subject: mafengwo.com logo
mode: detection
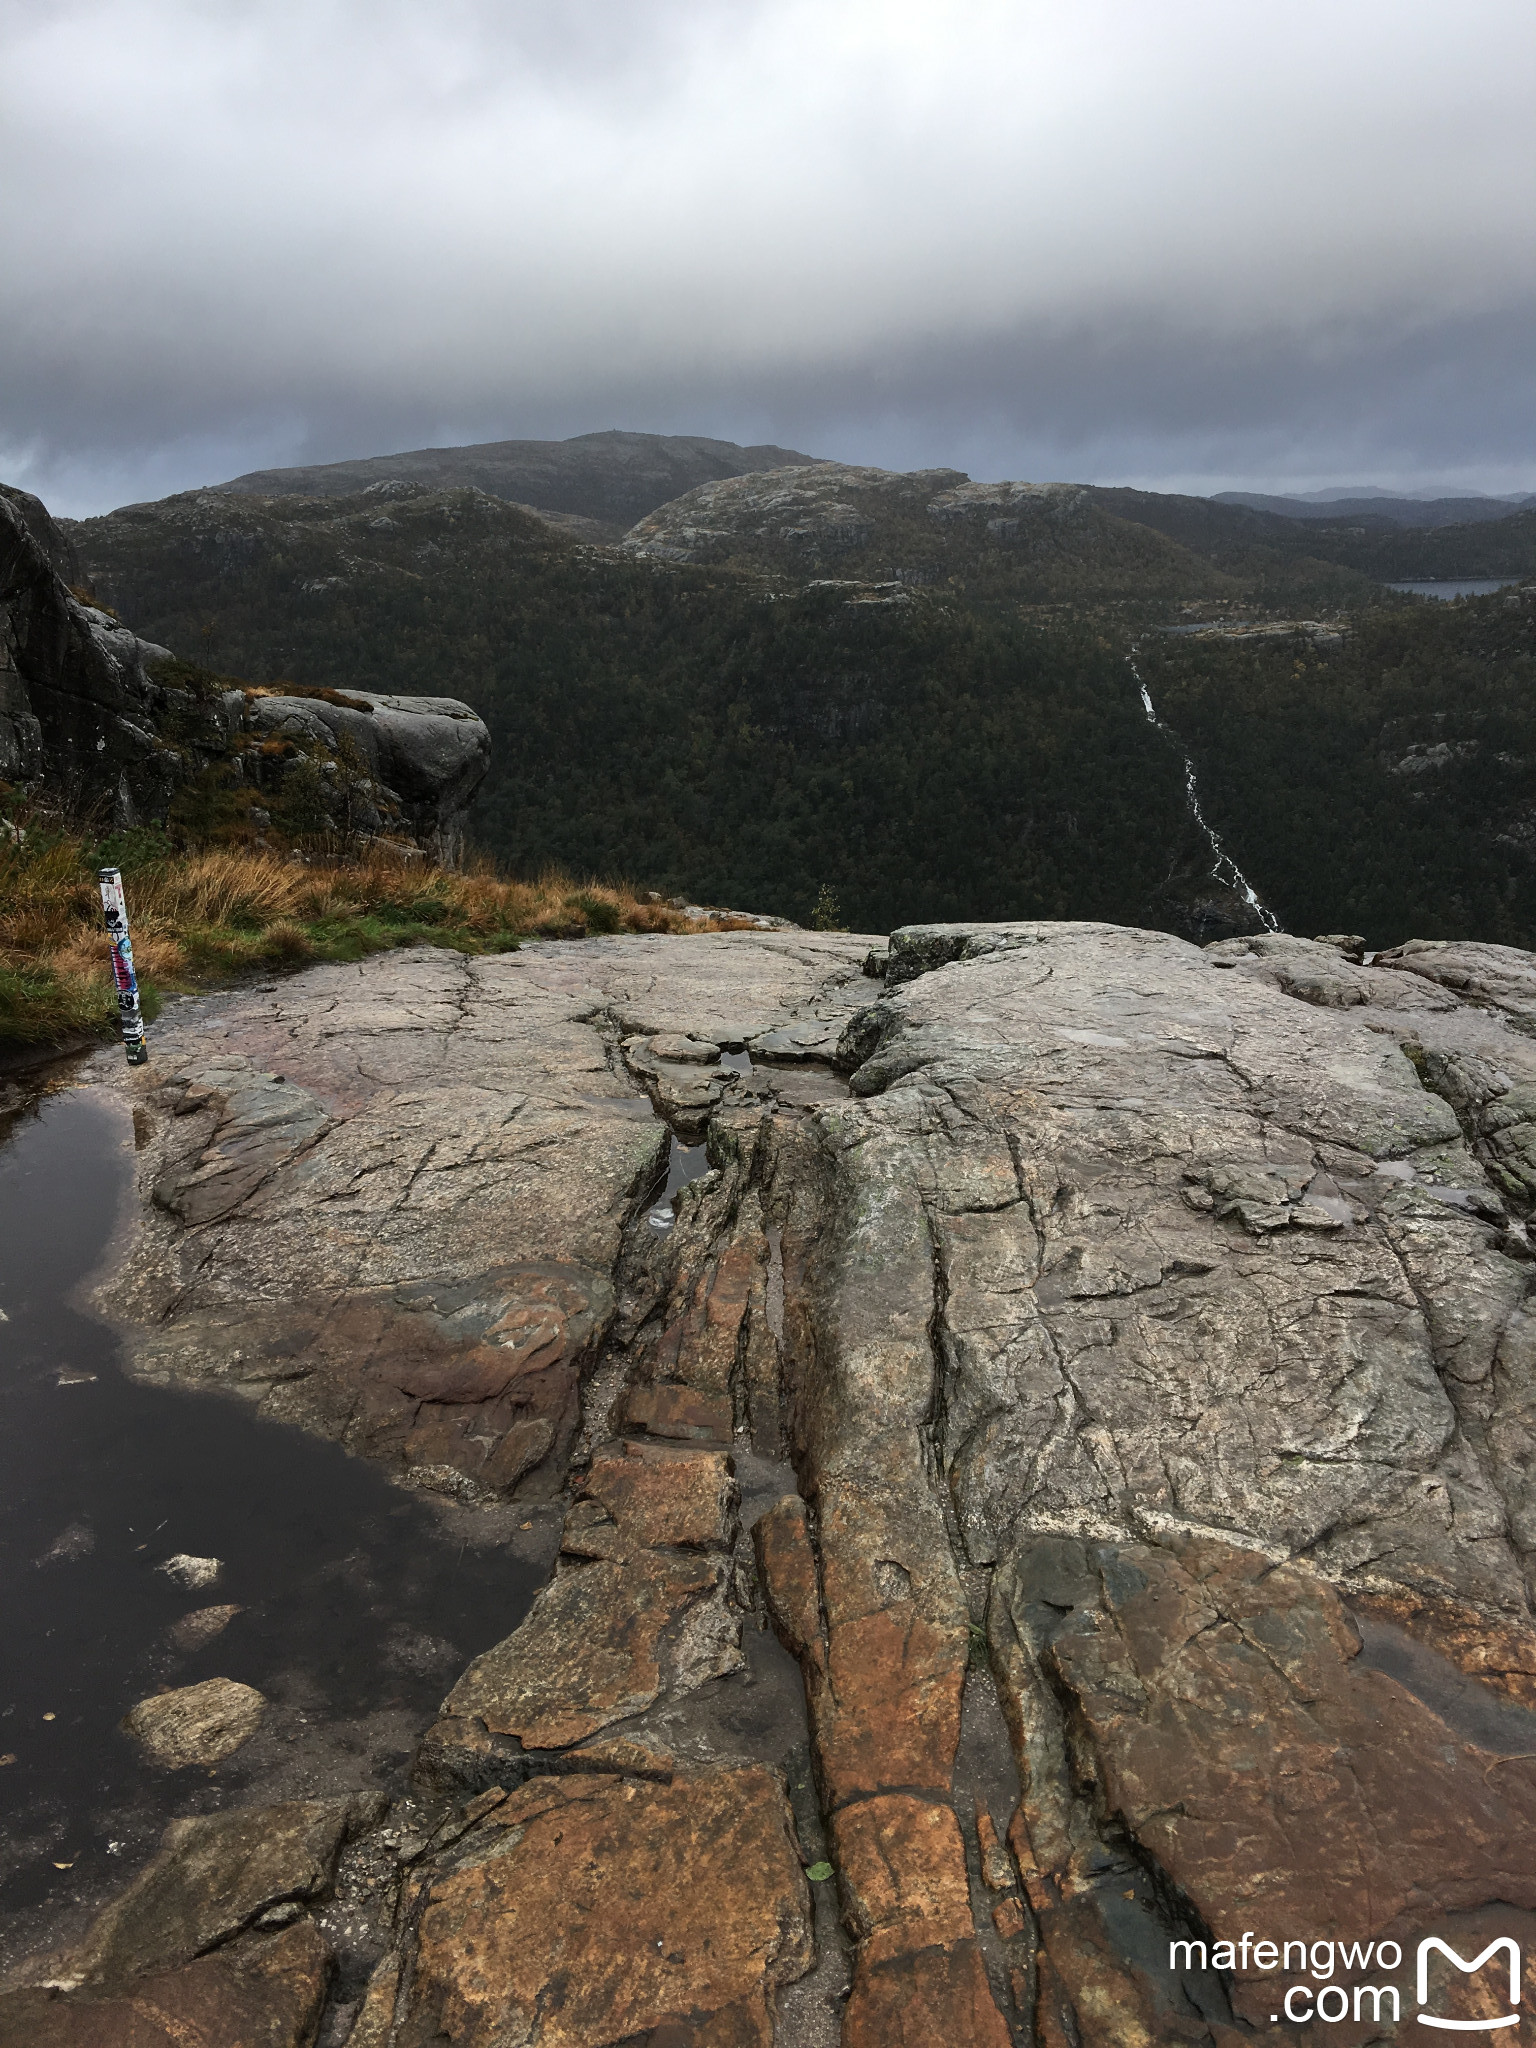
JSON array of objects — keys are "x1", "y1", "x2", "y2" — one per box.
[{"x1": 1169, "y1": 1933, "x2": 1522, "y2": 2028}]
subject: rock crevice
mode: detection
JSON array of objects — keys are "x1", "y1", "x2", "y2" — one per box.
[{"x1": 14, "y1": 919, "x2": 1536, "y2": 2045}]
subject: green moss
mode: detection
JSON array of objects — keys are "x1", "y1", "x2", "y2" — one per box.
[{"x1": 165, "y1": 760, "x2": 261, "y2": 845}]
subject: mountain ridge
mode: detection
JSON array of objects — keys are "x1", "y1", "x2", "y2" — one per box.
[
  {"x1": 1214, "y1": 488, "x2": 1536, "y2": 528},
  {"x1": 40, "y1": 450, "x2": 1536, "y2": 950},
  {"x1": 217, "y1": 428, "x2": 828, "y2": 536}
]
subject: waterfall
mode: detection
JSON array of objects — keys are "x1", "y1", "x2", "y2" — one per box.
[{"x1": 1130, "y1": 653, "x2": 1279, "y2": 932}]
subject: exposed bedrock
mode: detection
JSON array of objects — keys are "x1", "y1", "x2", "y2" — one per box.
[{"x1": 15, "y1": 920, "x2": 1536, "y2": 2044}]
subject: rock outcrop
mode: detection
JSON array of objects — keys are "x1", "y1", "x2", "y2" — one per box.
[
  {"x1": 0, "y1": 1796, "x2": 378, "y2": 2048},
  {"x1": 103, "y1": 934, "x2": 871, "y2": 1504},
  {"x1": 11, "y1": 919, "x2": 1536, "y2": 2044},
  {"x1": 620, "y1": 461, "x2": 1233, "y2": 601},
  {"x1": 1, "y1": 482, "x2": 488, "y2": 856},
  {"x1": 238, "y1": 684, "x2": 490, "y2": 862},
  {"x1": 217, "y1": 429, "x2": 827, "y2": 536},
  {"x1": 2, "y1": 483, "x2": 177, "y2": 813}
]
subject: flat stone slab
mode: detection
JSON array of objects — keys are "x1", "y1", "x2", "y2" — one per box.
[
  {"x1": 98, "y1": 933, "x2": 874, "y2": 1501},
  {"x1": 396, "y1": 1766, "x2": 813, "y2": 2048}
]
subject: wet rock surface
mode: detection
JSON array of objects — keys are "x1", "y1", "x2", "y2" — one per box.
[
  {"x1": 0, "y1": 1083, "x2": 552, "y2": 1989},
  {"x1": 64, "y1": 1795, "x2": 373, "y2": 1989},
  {"x1": 8, "y1": 920, "x2": 1536, "y2": 2043},
  {"x1": 0, "y1": 1918, "x2": 332, "y2": 2048},
  {"x1": 102, "y1": 934, "x2": 870, "y2": 1503},
  {"x1": 123, "y1": 1678, "x2": 267, "y2": 1769},
  {"x1": 398, "y1": 1767, "x2": 813, "y2": 2047}
]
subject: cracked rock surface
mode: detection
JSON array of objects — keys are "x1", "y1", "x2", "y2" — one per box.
[
  {"x1": 98, "y1": 933, "x2": 869, "y2": 1506},
  {"x1": 11, "y1": 920, "x2": 1536, "y2": 2044}
]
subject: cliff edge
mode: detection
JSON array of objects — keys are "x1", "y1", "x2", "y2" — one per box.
[{"x1": 1, "y1": 484, "x2": 489, "y2": 860}]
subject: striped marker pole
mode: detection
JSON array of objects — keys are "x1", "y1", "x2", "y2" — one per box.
[{"x1": 98, "y1": 867, "x2": 149, "y2": 1065}]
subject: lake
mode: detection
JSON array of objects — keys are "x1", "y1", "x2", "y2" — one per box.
[{"x1": 1386, "y1": 578, "x2": 1524, "y2": 600}]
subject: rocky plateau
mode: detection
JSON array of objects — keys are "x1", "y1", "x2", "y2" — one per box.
[
  {"x1": 6, "y1": 917, "x2": 1536, "y2": 2045},
  {"x1": 618, "y1": 463, "x2": 1233, "y2": 601}
]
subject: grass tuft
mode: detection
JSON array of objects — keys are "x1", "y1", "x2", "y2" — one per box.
[{"x1": 0, "y1": 811, "x2": 743, "y2": 1049}]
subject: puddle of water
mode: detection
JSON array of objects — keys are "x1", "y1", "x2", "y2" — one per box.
[
  {"x1": 644, "y1": 1135, "x2": 713, "y2": 1232},
  {"x1": 0, "y1": 1087, "x2": 544, "y2": 1945}
]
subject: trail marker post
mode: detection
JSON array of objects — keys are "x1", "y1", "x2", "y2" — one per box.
[{"x1": 98, "y1": 867, "x2": 149, "y2": 1065}]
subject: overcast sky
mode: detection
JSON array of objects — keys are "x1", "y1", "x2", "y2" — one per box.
[{"x1": 4, "y1": 0, "x2": 1534, "y2": 516}]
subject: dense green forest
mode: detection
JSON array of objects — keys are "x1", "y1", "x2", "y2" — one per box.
[
  {"x1": 1087, "y1": 489, "x2": 1536, "y2": 592},
  {"x1": 1328, "y1": 507, "x2": 1536, "y2": 581},
  {"x1": 66, "y1": 478, "x2": 1536, "y2": 946},
  {"x1": 1136, "y1": 592, "x2": 1536, "y2": 947},
  {"x1": 70, "y1": 487, "x2": 1226, "y2": 931}
]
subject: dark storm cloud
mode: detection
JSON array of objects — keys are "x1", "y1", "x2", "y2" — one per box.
[{"x1": 2, "y1": 0, "x2": 1533, "y2": 513}]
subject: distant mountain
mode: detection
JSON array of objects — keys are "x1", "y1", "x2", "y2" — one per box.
[
  {"x1": 1293, "y1": 485, "x2": 1404, "y2": 501},
  {"x1": 1080, "y1": 486, "x2": 1385, "y2": 608},
  {"x1": 1079, "y1": 486, "x2": 1536, "y2": 584},
  {"x1": 620, "y1": 463, "x2": 1244, "y2": 603},
  {"x1": 217, "y1": 429, "x2": 827, "y2": 536},
  {"x1": 1283, "y1": 486, "x2": 1530, "y2": 504},
  {"x1": 55, "y1": 461, "x2": 1536, "y2": 947},
  {"x1": 1212, "y1": 489, "x2": 1536, "y2": 529}
]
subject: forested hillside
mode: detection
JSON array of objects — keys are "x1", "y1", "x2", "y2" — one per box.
[
  {"x1": 621, "y1": 464, "x2": 1248, "y2": 605},
  {"x1": 1135, "y1": 591, "x2": 1536, "y2": 944},
  {"x1": 61, "y1": 468, "x2": 1536, "y2": 947},
  {"x1": 1085, "y1": 487, "x2": 1536, "y2": 599},
  {"x1": 66, "y1": 482, "x2": 1230, "y2": 932}
]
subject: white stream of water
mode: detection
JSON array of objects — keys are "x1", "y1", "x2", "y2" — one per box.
[{"x1": 1130, "y1": 653, "x2": 1278, "y2": 932}]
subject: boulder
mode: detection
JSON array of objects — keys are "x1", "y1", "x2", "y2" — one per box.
[
  {"x1": 165, "y1": 1604, "x2": 241, "y2": 1653},
  {"x1": 241, "y1": 686, "x2": 488, "y2": 862},
  {"x1": 0, "y1": 482, "x2": 487, "y2": 854},
  {"x1": 123, "y1": 1678, "x2": 265, "y2": 1768}
]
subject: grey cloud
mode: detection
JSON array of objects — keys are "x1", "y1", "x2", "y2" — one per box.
[{"x1": 2, "y1": 0, "x2": 1533, "y2": 512}]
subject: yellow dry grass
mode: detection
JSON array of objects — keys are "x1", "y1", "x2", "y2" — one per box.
[{"x1": 0, "y1": 827, "x2": 757, "y2": 1048}]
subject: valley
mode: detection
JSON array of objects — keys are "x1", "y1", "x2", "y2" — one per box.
[{"x1": 45, "y1": 434, "x2": 1536, "y2": 951}]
